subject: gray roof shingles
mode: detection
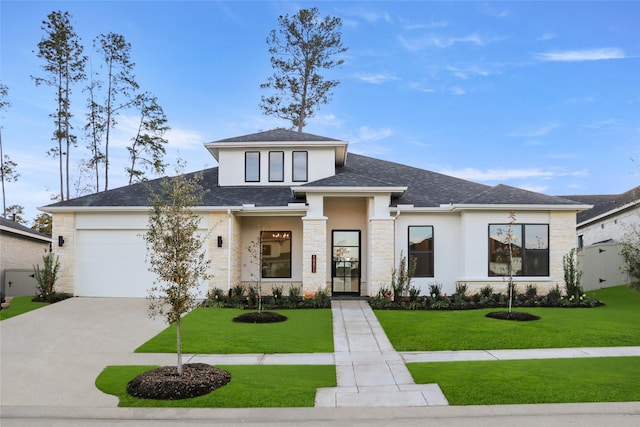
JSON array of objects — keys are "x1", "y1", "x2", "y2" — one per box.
[
  {"x1": 561, "y1": 186, "x2": 640, "y2": 223},
  {"x1": 44, "y1": 131, "x2": 585, "y2": 211}
]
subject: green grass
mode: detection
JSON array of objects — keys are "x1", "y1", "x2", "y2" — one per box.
[
  {"x1": 408, "y1": 357, "x2": 640, "y2": 405},
  {"x1": 0, "y1": 296, "x2": 49, "y2": 320},
  {"x1": 374, "y1": 286, "x2": 640, "y2": 351},
  {"x1": 96, "y1": 364, "x2": 336, "y2": 407},
  {"x1": 136, "y1": 308, "x2": 333, "y2": 354}
]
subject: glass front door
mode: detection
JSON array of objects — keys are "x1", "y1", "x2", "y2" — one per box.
[{"x1": 332, "y1": 230, "x2": 360, "y2": 295}]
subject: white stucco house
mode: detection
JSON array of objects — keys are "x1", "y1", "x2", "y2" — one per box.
[{"x1": 41, "y1": 129, "x2": 590, "y2": 298}]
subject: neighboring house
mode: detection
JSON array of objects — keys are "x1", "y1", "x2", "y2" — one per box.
[
  {"x1": 562, "y1": 186, "x2": 640, "y2": 290},
  {"x1": 0, "y1": 217, "x2": 52, "y2": 298},
  {"x1": 41, "y1": 129, "x2": 589, "y2": 298}
]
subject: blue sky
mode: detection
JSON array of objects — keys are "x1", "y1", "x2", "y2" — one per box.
[{"x1": 1, "y1": 1, "x2": 639, "y2": 222}]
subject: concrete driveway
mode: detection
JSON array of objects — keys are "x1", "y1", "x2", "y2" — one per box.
[
  {"x1": 1, "y1": 297, "x2": 639, "y2": 426},
  {"x1": 0, "y1": 297, "x2": 174, "y2": 407}
]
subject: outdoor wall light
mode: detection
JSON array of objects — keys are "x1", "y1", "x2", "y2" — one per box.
[
  {"x1": 58, "y1": 236, "x2": 65, "y2": 247},
  {"x1": 217, "y1": 236, "x2": 223, "y2": 248}
]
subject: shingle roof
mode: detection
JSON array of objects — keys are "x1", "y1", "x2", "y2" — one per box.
[
  {"x1": 0, "y1": 216, "x2": 52, "y2": 241},
  {"x1": 561, "y1": 186, "x2": 640, "y2": 223},
  {"x1": 43, "y1": 141, "x2": 585, "y2": 211},
  {"x1": 213, "y1": 128, "x2": 340, "y2": 143}
]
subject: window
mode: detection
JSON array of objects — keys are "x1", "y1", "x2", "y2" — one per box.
[
  {"x1": 245, "y1": 152, "x2": 260, "y2": 182},
  {"x1": 261, "y1": 231, "x2": 291, "y2": 278},
  {"x1": 292, "y1": 151, "x2": 308, "y2": 182},
  {"x1": 408, "y1": 226, "x2": 434, "y2": 277},
  {"x1": 269, "y1": 151, "x2": 284, "y2": 182},
  {"x1": 488, "y1": 224, "x2": 549, "y2": 276}
]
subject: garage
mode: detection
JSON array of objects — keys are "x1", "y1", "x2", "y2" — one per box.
[{"x1": 74, "y1": 230, "x2": 154, "y2": 297}]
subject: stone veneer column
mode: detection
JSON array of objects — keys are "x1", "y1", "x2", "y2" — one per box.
[
  {"x1": 51, "y1": 212, "x2": 75, "y2": 295},
  {"x1": 302, "y1": 218, "x2": 327, "y2": 294},
  {"x1": 368, "y1": 218, "x2": 395, "y2": 297},
  {"x1": 549, "y1": 211, "x2": 578, "y2": 287}
]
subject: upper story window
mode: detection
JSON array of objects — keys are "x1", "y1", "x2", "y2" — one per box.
[
  {"x1": 245, "y1": 151, "x2": 260, "y2": 182},
  {"x1": 408, "y1": 226, "x2": 434, "y2": 277},
  {"x1": 261, "y1": 231, "x2": 291, "y2": 278},
  {"x1": 292, "y1": 151, "x2": 308, "y2": 182},
  {"x1": 269, "y1": 151, "x2": 284, "y2": 182},
  {"x1": 488, "y1": 223, "x2": 549, "y2": 277}
]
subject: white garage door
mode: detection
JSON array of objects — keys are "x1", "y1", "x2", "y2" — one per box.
[
  {"x1": 75, "y1": 230, "x2": 211, "y2": 298},
  {"x1": 75, "y1": 230, "x2": 154, "y2": 297}
]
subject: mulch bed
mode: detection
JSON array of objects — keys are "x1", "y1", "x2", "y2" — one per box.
[
  {"x1": 126, "y1": 363, "x2": 231, "y2": 400},
  {"x1": 232, "y1": 311, "x2": 288, "y2": 323},
  {"x1": 486, "y1": 311, "x2": 541, "y2": 321}
]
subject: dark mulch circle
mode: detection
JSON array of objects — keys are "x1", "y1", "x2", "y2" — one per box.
[
  {"x1": 126, "y1": 363, "x2": 231, "y2": 400},
  {"x1": 233, "y1": 311, "x2": 288, "y2": 323},
  {"x1": 486, "y1": 311, "x2": 541, "y2": 321}
]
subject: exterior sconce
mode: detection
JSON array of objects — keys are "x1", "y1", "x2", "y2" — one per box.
[
  {"x1": 58, "y1": 236, "x2": 65, "y2": 247},
  {"x1": 217, "y1": 236, "x2": 223, "y2": 248}
]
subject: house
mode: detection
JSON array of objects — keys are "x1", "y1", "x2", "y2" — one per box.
[
  {"x1": 562, "y1": 186, "x2": 640, "y2": 290},
  {"x1": 41, "y1": 129, "x2": 590, "y2": 298},
  {"x1": 0, "y1": 217, "x2": 52, "y2": 298}
]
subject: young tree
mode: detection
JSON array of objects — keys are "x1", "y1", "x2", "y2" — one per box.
[
  {"x1": 260, "y1": 7, "x2": 347, "y2": 132},
  {"x1": 620, "y1": 221, "x2": 640, "y2": 290},
  {"x1": 33, "y1": 10, "x2": 87, "y2": 201},
  {"x1": 94, "y1": 32, "x2": 139, "y2": 191},
  {"x1": 126, "y1": 93, "x2": 169, "y2": 184},
  {"x1": 143, "y1": 172, "x2": 210, "y2": 375}
]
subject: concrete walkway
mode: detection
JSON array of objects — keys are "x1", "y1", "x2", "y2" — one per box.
[{"x1": 2, "y1": 297, "x2": 640, "y2": 425}]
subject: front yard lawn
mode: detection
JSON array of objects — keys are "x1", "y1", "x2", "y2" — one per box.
[
  {"x1": 96, "y1": 364, "x2": 336, "y2": 407},
  {"x1": 408, "y1": 356, "x2": 640, "y2": 405},
  {"x1": 135, "y1": 308, "x2": 333, "y2": 354},
  {"x1": 375, "y1": 286, "x2": 640, "y2": 351},
  {"x1": 0, "y1": 296, "x2": 49, "y2": 320}
]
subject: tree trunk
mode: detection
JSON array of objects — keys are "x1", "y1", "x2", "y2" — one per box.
[{"x1": 176, "y1": 317, "x2": 183, "y2": 375}]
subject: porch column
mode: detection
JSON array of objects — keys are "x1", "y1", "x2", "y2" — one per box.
[
  {"x1": 369, "y1": 218, "x2": 395, "y2": 297},
  {"x1": 52, "y1": 212, "x2": 75, "y2": 295},
  {"x1": 302, "y1": 194, "x2": 327, "y2": 294}
]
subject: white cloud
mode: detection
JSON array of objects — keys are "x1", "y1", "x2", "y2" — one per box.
[
  {"x1": 535, "y1": 48, "x2": 626, "y2": 62},
  {"x1": 537, "y1": 32, "x2": 556, "y2": 41},
  {"x1": 439, "y1": 167, "x2": 588, "y2": 182},
  {"x1": 353, "y1": 126, "x2": 392, "y2": 143},
  {"x1": 446, "y1": 65, "x2": 490, "y2": 79},
  {"x1": 582, "y1": 119, "x2": 616, "y2": 129},
  {"x1": 408, "y1": 82, "x2": 435, "y2": 93},
  {"x1": 450, "y1": 86, "x2": 466, "y2": 96},
  {"x1": 354, "y1": 72, "x2": 399, "y2": 84},
  {"x1": 508, "y1": 123, "x2": 561, "y2": 138},
  {"x1": 398, "y1": 33, "x2": 501, "y2": 51}
]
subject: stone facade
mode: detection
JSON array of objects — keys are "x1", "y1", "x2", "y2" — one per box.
[
  {"x1": 302, "y1": 218, "x2": 328, "y2": 294},
  {"x1": 368, "y1": 219, "x2": 395, "y2": 297},
  {"x1": 51, "y1": 212, "x2": 75, "y2": 294}
]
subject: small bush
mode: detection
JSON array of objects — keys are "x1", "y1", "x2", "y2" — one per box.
[
  {"x1": 428, "y1": 282, "x2": 442, "y2": 299},
  {"x1": 525, "y1": 284, "x2": 538, "y2": 298},
  {"x1": 480, "y1": 285, "x2": 494, "y2": 299},
  {"x1": 455, "y1": 282, "x2": 468, "y2": 298}
]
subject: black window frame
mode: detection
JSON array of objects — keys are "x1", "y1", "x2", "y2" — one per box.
[
  {"x1": 269, "y1": 151, "x2": 284, "y2": 182},
  {"x1": 245, "y1": 151, "x2": 260, "y2": 182},
  {"x1": 488, "y1": 223, "x2": 550, "y2": 277},
  {"x1": 408, "y1": 225, "x2": 434, "y2": 278},
  {"x1": 260, "y1": 230, "x2": 292, "y2": 278},
  {"x1": 292, "y1": 151, "x2": 308, "y2": 182}
]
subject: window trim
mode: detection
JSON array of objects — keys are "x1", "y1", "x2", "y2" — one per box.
[
  {"x1": 408, "y1": 225, "x2": 434, "y2": 278},
  {"x1": 292, "y1": 151, "x2": 308, "y2": 182},
  {"x1": 488, "y1": 223, "x2": 550, "y2": 277},
  {"x1": 245, "y1": 151, "x2": 260, "y2": 182},
  {"x1": 268, "y1": 151, "x2": 284, "y2": 182},
  {"x1": 260, "y1": 230, "x2": 292, "y2": 279}
]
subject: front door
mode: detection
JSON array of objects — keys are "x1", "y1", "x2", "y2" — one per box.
[{"x1": 331, "y1": 230, "x2": 361, "y2": 296}]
